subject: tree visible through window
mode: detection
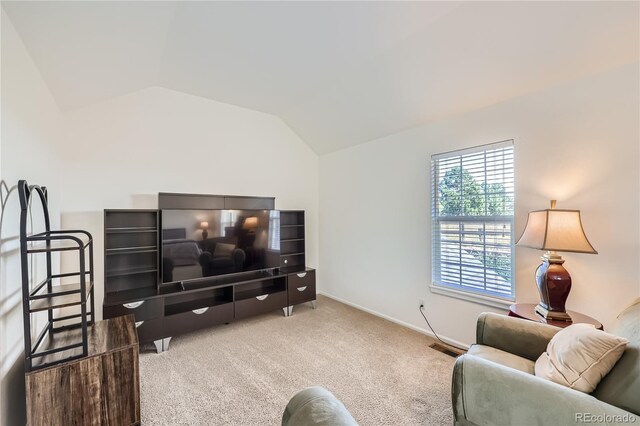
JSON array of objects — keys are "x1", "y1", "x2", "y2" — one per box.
[{"x1": 431, "y1": 141, "x2": 515, "y2": 299}]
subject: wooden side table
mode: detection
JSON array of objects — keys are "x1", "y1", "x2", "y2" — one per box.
[
  {"x1": 508, "y1": 303, "x2": 603, "y2": 330},
  {"x1": 25, "y1": 315, "x2": 140, "y2": 425}
]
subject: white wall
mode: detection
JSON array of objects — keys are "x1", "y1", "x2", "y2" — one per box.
[
  {"x1": 0, "y1": 16, "x2": 318, "y2": 422},
  {"x1": 0, "y1": 12, "x2": 64, "y2": 425},
  {"x1": 319, "y1": 63, "x2": 640, "y2": 346},
  {"x1": 59, "y1": 87, "x2": 319, "y2": 319}
]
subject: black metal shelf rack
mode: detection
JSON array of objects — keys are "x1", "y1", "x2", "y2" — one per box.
[{"x1": 18, "y1": 180, "x2": 95, "y2": 372}]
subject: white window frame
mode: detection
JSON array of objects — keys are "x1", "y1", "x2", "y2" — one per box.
[
  {"x1": 268, "y1": 210, "x2": 280, "y2": 251},
  {"x1": 430, "y1": 140, "x2": 515, "y2": 308}
]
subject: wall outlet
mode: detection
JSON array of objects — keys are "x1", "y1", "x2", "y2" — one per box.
[{"x1": 419, "y1": 299, "x2": 425, "y2": 308}]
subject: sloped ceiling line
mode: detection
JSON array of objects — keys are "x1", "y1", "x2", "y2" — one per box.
[{"x1": 3, "y1": 1, "x2": 639, "y2": 155}]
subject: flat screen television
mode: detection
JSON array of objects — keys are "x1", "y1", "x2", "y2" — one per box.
[{"x1": 161, "y1": 209, "x2": 280, "y2": 284}]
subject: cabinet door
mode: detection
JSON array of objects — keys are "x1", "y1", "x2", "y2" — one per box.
[
  {"x1": 26, "y1": 357, "x2": 102, "y2": 426},
  {"x1": 134, "y1": 318, "x2": 163, "y2": 343},
  {"x1": 101, "y1": 347, "x2": 140, "y2": 425}
]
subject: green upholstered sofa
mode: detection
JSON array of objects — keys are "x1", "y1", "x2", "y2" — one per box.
[{"x1": 452, "y1": 301, "x2": 640, "y2": 426}]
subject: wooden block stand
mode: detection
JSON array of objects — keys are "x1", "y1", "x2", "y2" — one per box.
[{"x1": 25, "y1": 315, "x2": 140, "y2": 426}]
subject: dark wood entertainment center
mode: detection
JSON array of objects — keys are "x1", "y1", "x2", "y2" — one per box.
[{"x1": 103, "y1": 193, "x2": 316, "y2": 352}]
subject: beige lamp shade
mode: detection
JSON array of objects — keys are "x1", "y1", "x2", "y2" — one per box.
[
  {"x1": 242, "y1": 216, "x2": 259, "y2": 229},
  {"x1": 199, "y1": 221, "x2": 209, "y2": 229},
  {"x1": 517, "y1": 208, "x2": 597, "y2": 254}
]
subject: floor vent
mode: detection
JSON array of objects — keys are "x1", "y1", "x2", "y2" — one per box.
[{"x1": 429, "y1": 343, "x2": 463, "y2": 358}]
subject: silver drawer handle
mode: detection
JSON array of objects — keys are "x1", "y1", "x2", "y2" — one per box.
[
  {"x1": 256, "y1": 294, "x2": 269, "y2": 301},
  {"x1": 296, "y1": 286, "x2": 307, "y2": 292},
  {"x1": 124, "y1": 301, "x2": 144, "y2": 309},
  {"x1": 135, "y1": 321, "x2": 144, "y2": 328},
  {"x1": 297, "y1": 272, "x2": 307, "y2": 278},
  {"x1": 192, "y1": 308, "x2": 209, "y2": 315}
]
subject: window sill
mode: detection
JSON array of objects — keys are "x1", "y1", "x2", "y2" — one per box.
[{"x1": 429, "y1": 284, "x2": 514, "y2": 310}]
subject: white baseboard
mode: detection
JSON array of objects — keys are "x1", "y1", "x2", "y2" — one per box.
[{"x1": 318, "y1": 291, "x2": 469, "y2": 350}]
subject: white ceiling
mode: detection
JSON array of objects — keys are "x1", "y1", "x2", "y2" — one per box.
[{"x1": 3, "y1": 1, "x2": 639, "y2": 154}]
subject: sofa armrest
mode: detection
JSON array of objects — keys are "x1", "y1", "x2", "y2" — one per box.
[
  {"x1": 232, "y1": 248, "x2": 246, "y2": 270},
  {"x1": 477, "y1": 312, "x2": 560, "y2": 361},
  {"x1": 451, "y1": 355, "x2": 640, "y2": 425},
  {"x1": 282, "y1": 387, "x2": 358, "y2": 426},
  {"x1": 198, "y1": 251, "x2": 213, "y2": 266},
  {"x1": 453, "y1": 355, "x2": 639, "y2": 426}
]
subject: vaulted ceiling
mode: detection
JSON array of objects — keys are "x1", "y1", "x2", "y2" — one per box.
[{"x1": 3, "y1": 1, "x2": 638, "y2": 154}]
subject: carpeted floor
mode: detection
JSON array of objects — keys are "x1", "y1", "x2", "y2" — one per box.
[{"x1": 139, "y1": 295, "x2": 456, "y2": 425}]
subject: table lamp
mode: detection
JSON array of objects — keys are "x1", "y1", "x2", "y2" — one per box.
[
  {"x1": 516, "y1": 200, "x2": 597, "y2": 321},
  {"x1": 242, "y1": 216, "x2": 259, "y2": 231},
  {"x1": 199, "y1": 221, "x2": 209, "y2": 240}
]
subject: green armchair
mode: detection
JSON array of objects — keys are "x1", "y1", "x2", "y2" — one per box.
[{"x1": 452, "y1": 304, "x2": 640, "y2": 426}]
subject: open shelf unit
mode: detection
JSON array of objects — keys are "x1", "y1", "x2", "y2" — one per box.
[
  {"x1": 18, "y1": 181, "x2": 95, "y2": 372},
  {"x1": 104, "y1": 210, "x2": 159, "y2": 303},
  {"x1": 279, "y1": 210, "x2": 306, "y2": 271}
]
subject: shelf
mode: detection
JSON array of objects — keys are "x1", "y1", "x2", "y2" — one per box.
[
  {"x1": 31, "y1": 327, "x2": 85, "y2": 370},
  {"x1": 280, "y1": 238, "x2": 304, "y2": 242},
  {"x1": 281, "y1": 252, "x2": 305, "y2": 257},
  {"x1": 104, "y1": 287, "x2": 159, "y2": 305},
  {"x1": 280, "y1": 224, "x2": 304, "y2": 228},
  {"x1": 105, "y1": 227, "x2": 157, "y2": 234},
  {"x1": 280, "y1": 211, "x2": 305, "y2": 228},
  {"x1": 26, "y1": 237, "x2": 91, "y2": 254},
  {"x1": 165, "y1": 297, "x2": 232, "y2": 317},
  {"x1": 30, "y1": 282, "x2": 94, "y2": 313},
  {"x1": 160, "y1": 270, "x2": 287, "y2": 296},
  {"x1": 106, "y1": 266, "x2": 157, "y2": 278},
  {"x1": 105, "y1": 246, "x2": 157, "y2": 255}
]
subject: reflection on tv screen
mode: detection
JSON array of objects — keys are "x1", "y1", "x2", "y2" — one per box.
[{"x1": 161, "y1": 209, "x2": 280, "y2": 283}]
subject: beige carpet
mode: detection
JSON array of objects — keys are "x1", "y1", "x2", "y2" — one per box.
[{"x1": 139, "y1": 295, "x2": 456, "y2": 425}]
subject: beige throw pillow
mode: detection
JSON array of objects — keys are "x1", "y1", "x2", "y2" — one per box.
[
  {"x1": 213, "y1": 242, "x2": 236, "y2": 258},
  {"x1": 535, "y1": 323, "x2": 629, "y2": 393}
]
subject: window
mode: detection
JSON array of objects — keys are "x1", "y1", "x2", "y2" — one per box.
[
  {"x1": 268, "y1": 210, "x2": 280, "y2": 250},
  {"x1": 221, "y1": 210, "x2": 238, "y2": 236},
  {"x1": 431, "y1": 140, "x2": 515, "y2": 302}
]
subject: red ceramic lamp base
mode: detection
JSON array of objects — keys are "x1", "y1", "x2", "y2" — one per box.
[{"x1": 534, "y1": 253, "x2": 573, "y2": 322}]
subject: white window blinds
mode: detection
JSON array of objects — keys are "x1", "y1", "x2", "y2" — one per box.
[
  {"x1": 431, "y1": 140, "x2": 515, "y2": 299},
  {"x1": 268, "y1": 210, "x2": 280, "y2": 250}
]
